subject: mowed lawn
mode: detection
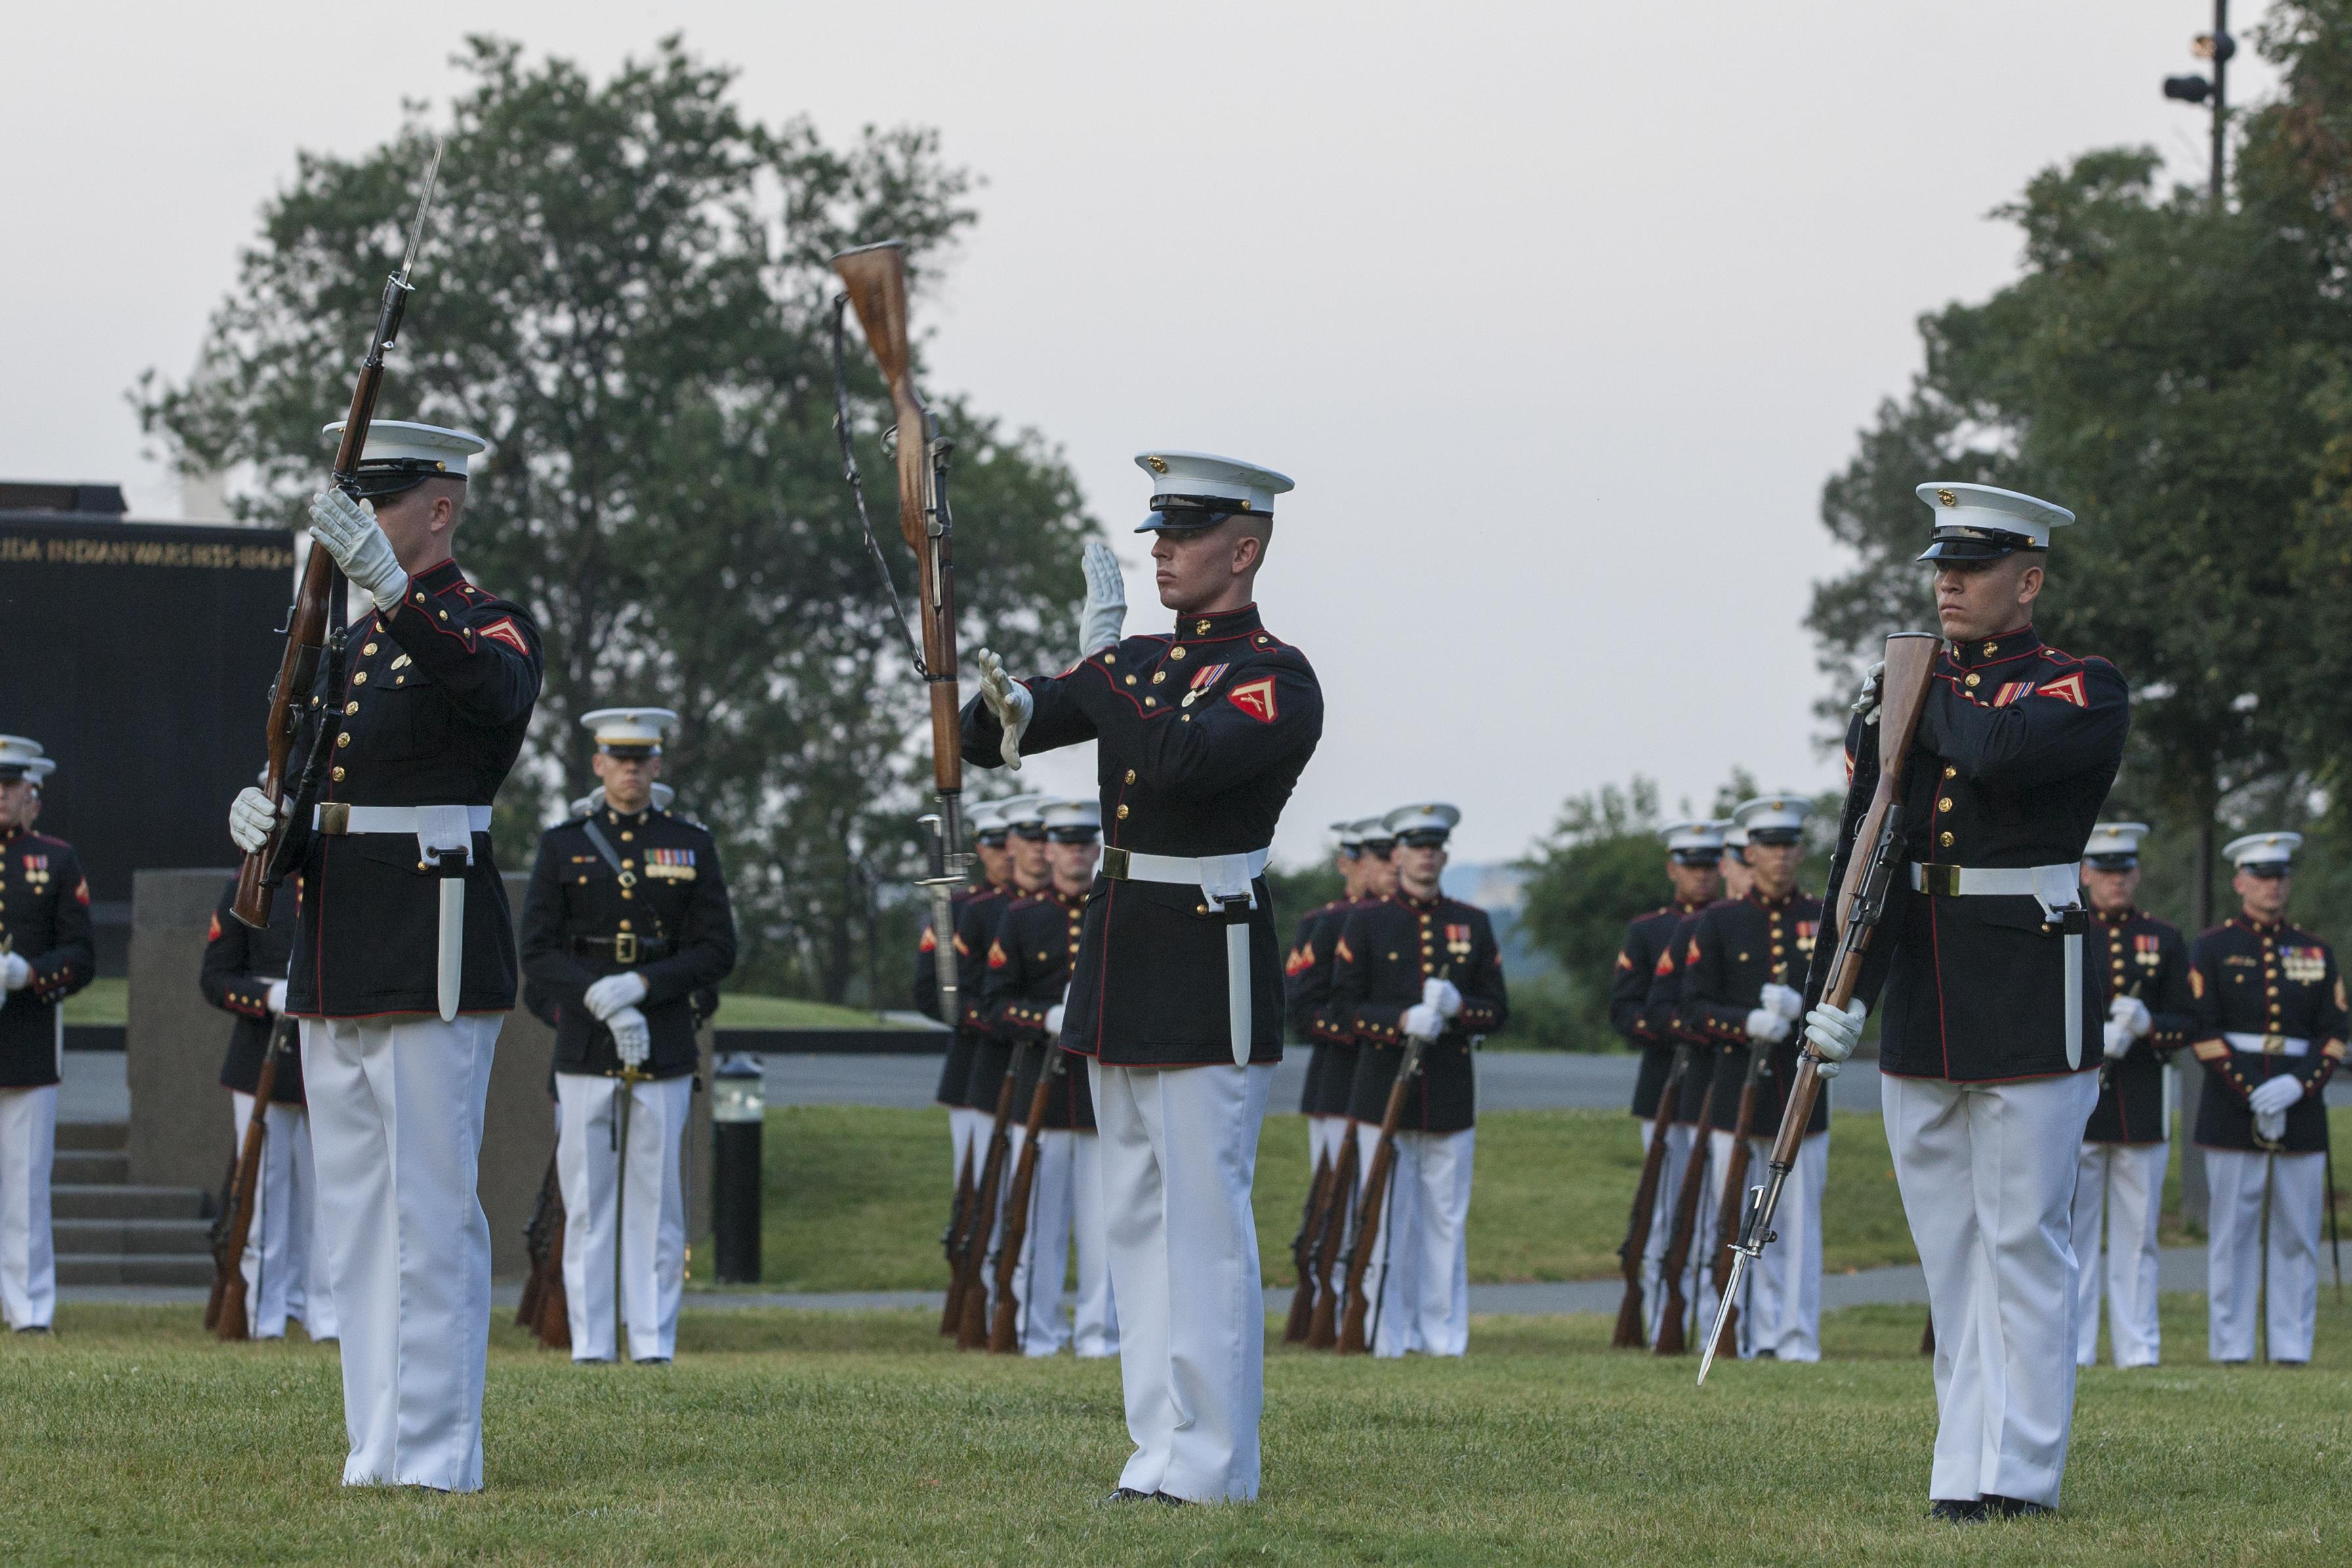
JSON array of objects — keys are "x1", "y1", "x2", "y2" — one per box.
[{"x1": 5, "y1": 1297, "x2": 2347, "y2": 1564}]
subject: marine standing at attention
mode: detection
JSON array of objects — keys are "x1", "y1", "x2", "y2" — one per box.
[{"x1": 963, "y1": 451, "x2": 1323, "y2": 1504}]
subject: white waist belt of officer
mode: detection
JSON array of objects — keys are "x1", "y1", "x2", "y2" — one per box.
[
  {"x1": 314, "y1": 803, "x2": 491, "y2": 1022},
  {"x1": 1102, "y1": 844, "x2": 1272, "y2": 1066},
  {"x1": 1909, "y1": 861, "x2": 2088, "y2": 1070},
  {"x1": 2222, "y1": 1032, "x2": 2312, "y2": 1057}
]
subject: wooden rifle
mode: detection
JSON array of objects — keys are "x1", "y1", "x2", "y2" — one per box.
[
  {"x1": 1702, "y1": 1042, "x2": 1769, "y2": 1361},
  {"x1": 1283, "y1": 1146, "x2": 1336, "y2": 1343},
  {"x1": 1612, "y1": 1043, "x2": 1693, "y2": 1349},
  {"x1": 938, "y1": 1140, "x2": 976, "y2": 1334},
  {"x1": 207, "y1": 1015, "x2": 293, "y2": 1339},
  {"x1": 1651, "y1": 1073, "x2": 1719, "y2": 1355},
  {"x1": 1304, "y1": 1122, "x2": 1359, "y2": 1349},
  {"x1": 831, "y1": 243, "x2": 968, "y2": 1019},
  {"x1": 989, "y1": 1047, "x2": 1067, "y2": 1353},
  {"x1": 949, "y1": 1041, "x2": 1027, "y2": 1346},
  {"x1": 233, "y1": 141, "x2": 443, "y2": 928},
  {"x1": 1336, "y1": 1035, "x2": 1430, "y2": 1355},
  {"x1": 516, "y1": 1149, "x2": 571, "y2": 1348},
  {"x1": 1698, "y1": 631, "x2": 1941, "y2": 1385}
]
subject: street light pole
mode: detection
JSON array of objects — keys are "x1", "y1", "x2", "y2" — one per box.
[{"x1": 2165, "y1": 1, "x2": 2235, "y2": 207}]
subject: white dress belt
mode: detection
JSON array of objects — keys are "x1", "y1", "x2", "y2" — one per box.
[
  {"x1": 1101, "y1": 844, "x2": 1272, "y2": 1067},
  {"x1": 312, "y1": 804, "x2": 493, "y2": 835},
  {"x1": 1908, "y1": 860, "x2": 2088, "y2": 1071},
  {"x1": 2223, "y1": 1032, "x2": 2312, "y2": 1057}
]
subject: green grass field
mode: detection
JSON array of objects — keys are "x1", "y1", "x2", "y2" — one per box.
[{"x1": 5, "y1": 1296, "x2": 2345, "y2": 1564}]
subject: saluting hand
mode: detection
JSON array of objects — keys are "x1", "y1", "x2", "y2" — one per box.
[
  {"x1": 975, "y1": 648, "x2": 1033, "y2": 771},
  {"x1": 1079, "y1": 541, "x2": 1128, "y2": 659},
  {"x1": 307, "y1": 489, "x2": 407, "y2": 611}
]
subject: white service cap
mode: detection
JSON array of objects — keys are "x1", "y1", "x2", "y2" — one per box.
[
  {"x1": 1734, "y1": 794, "x2": 1813, "y2": 844},
  {"x1": 1134, "y1": 451, "x2": 1294, "y2": 532},
  {"x1": 1660, "y1": 819, "x2": 1725, "y2": 862},
  {"x1": 0, "y1": 736, "x2": 46, "y2": 781},
  {"x1": 321, "y1": 419, "x2": 492, "y2": 497},
  {"x1": 580, "y1": 707, "x2": 679, "y2": 755},
  {"x1": 1042, "y1": 798, "x2": 1103, "y2": 839},
  {"x1": 966, "y1": 800, "x2": 1009, "y2": 840},
  {"x1": 2223, "y1": 831, "x2": 2301, "y2": 871},
  {"x1": 997, "y1": 794, "x2": 1050, "y2": 832},
  {"x1": 2082, "y1": 822, "x2": 2151, "y2": 866},
  {"x1": 1384, "y1": 802, "x2": 1461, "y2": 842},
  {"x1": 1915, "y1": 482, "x2": 2074, "y2": 561},
  {"x1": 1332, "y1": 819, "x2": 1367, "y2": 852}
]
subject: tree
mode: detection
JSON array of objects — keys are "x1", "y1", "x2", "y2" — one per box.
[
  {"x1": 140, "y1": 35, "x2": 1100, "y2": 1001},
  {"x1": 1514, "y1": 778, "x2": 1670, "y2": 1050}
]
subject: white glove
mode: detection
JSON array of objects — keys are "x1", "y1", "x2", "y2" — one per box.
[
  {"x1": 608, "y1": 1006, "x2": 651, "y2": 1067},
  {"x1": 1078, "y1": 541, "x2": 1128, "y2": 659},
  {"x1": 307, "y1": 489, "x2": 407, "y2": 611},
  {"x1": 265, "y1": 980, "x2": 289, "y2": 1015},
  {"x1": 1044, "y1": 1003, "x2": 1067, "y2": 1037},
  {"x1": 1401, "y1": 1003, "x2": 1443, "y2": 1041},
  {"x1": 1760, "y1": 982, "x2": 1805, "y2": 1022},
  {"x1": 2256, "y1": 1109, "x2": 2288, "y2": 1144},
  {"x1": 2102, "y1": 1020, "x2": 2132, "y2": 1060},
  {"x1": 2248, "y1": 1075, "x2": 2303, "y2": 1117},
  {"x1": 974, "y1": 648, "x2": 1034, "y2": 771},
  {"x1": 1, "y1": 953, "x2": 28, "y2": 992},
  {"x1": 229, "y1": 787, "x2": 282, "y2": 854},
  {"x1": 1803, "y1": 999, "x2": 1867, "y2": 1078},
  {"x1": 583, "y1": 971, "x2": 650, "y2": 1021},
  {"x1": 2109, "y1": 995, "x2": 2151, "y2": 1039},
  {"x1": 1424, "y1": 977, "x2": 1464, "y2": 1019},
  {"x1": 1852, "y1": 660, "x2": 1886, "y2": 726},
  {"x1": 1745, "y1": 1007, "x2": 1792, "y2": 1044}
]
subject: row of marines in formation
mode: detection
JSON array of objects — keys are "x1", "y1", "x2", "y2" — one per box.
[
  {"x1": 1610, "y1": 811, "x2": 2340, "y2": 1374},
  {"x1": 913, "y1": 792, "x2": 1510, "y2": 1358}
]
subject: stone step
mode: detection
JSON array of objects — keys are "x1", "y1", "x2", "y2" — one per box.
[
  {"x1": 57, "y1": 1254, "x2": 216, "y2": 1287},
  {"x1": 55, "y1": 1119, "x2": 127, "y2": 1153},
  {"x1": 51, "y1": 1184, "x2": 212, "y2": 1222},
  {"x1": 54, "y1": 1149, "x2": 128, "y2": 1185},
  {"x1": 54, "y1": 1218, "x2": 214, "y2": 1257}
]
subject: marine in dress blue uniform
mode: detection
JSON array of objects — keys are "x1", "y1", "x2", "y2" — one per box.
[
  {"x1": 0, "y1": 741, "x2": 93, "y2": 1332},
  {"x1": 522, "y1": 707, "x2": 737, "y2": 1363},
  {"x1": 1287, "y1": 819, "x2": 1392, "y2": 1171},
  {"x1": 1802, "y1": 484, "x2": 2127, "y2": 1520},
  {"x1": 2188, "y1": 832, "x2": 2345, "y2": 1365},
  {"x1": 228, "y1": 421, "x2": 541, "y2": 1492},
  {"x1": 961, "y1": 452, "x2": 1323, "y2": 1503},
  {"x1": 2067, "y1": 823, "x2": 2193, "y2": 1368},
  {"x1": 201, "y1": 873, "x2": 334, "y2": 1341},
  {"x1": 1329, "y1": 803, "x2": 1508, "y2": 1357},
  {"x1": 917, "y1": 800, "x2": 1014, "y2": 1201}
]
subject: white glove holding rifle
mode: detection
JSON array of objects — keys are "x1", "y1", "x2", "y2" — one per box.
[
  {"x1": 2109, "y1": 995, "x2": 2151, "y2": 1039},
  {"x1": 1401, "y1": 1003, "x2": 1443, "y2": 1041},
  {"x1": 1759, "y1": 982, "x2": 1805, "y2": 1022},
  {"x1": 1802, "y1": 998, "x2": 1866, "y2": 1079},
  {"x1": 974, "y1": 648, "x2": 1033, "y2": 771},
  {"x1": 1745, "y1": 1007, "x2": 1792, "y2": 1044},
  {"x1": 2101, "y1": 1020, "x2": 2132, "y2": 1060},
  {"x1": 608, "y1": 1006, "x2": 651, "y2": 1069},
  {"x1": 1, "y1": 953, "x2": 28, "y2": 993},
  {"x1": 265, "y1": 980, "x2": 289, "y2": 1015},
  {"x1": 1078, "y1": 541, "x2": 1127, "y2": 659},
  {"x1": 583, "y1": 971, "x2": 649, "y2": 1020},
  {"x1": 1851, "y1": 660, "x2": 1886, "y2": 727},
  {"x1": 1424, "y1": 977, "x2": 1463, "y2": 1020},
  {"x1": 307, "y1": 489, "x2": 409, "y2": 613},
  {"x1": 228, "y1": 787, "x2": 282, "y2": 854}
]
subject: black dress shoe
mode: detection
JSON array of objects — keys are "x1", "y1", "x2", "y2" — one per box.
[
  {"x1": 1151, "y1": 1491, "x2": 1189, "y2": 1506},
  {"x1": 1985, "y1": 1495, "x2": 2051, "y2": 1519},
  {"x1": 12, "y1": 1325, "x2": 52, "y2": 1336},
  {"x1": 1106, "y1": 1487, "x2": 1158, "y2": 1504},
  {"x1": 1928, "y1": 1499, "x2": 1987, "y2": 1523}
]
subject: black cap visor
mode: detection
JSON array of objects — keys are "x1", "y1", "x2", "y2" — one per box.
[
  {"x1": 1045, "y1": 828, "x2": 1101, "y2": 844},
  {"x1": 2239, "y1": 861, "x2": 2292, "y2": 879},
  {"x1": 975, "y1": 830, "x2": 1011, "y2": 847},
  {"x1": 1397, "y1": 829, "x2": 1451, "y2": 850},
  {"x1": 1916, "y1": 526, "x2": 2042, "y2": 564},
  {"x1": 1134, "y1": 493, "x2": 1269, "y2": 535},
  {"x1": 347, "y1": 459, "x2": 467, "y2": 504},
  {"x1": 1360, "y1": 836, "x2": 1398, "y2": 856},
  {"x1": 1746, "y1": 828, "x2": 1803, "y2": 847},
  {"x1": 1668, "y1": 848, "x2": 1718, "y2": 866},
  {"x1": 2084, "y1": 854, "x2": 2139, "y2": 871}
]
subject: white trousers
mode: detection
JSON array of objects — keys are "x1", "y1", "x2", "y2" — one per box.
[
  {"x1": 302, "y1": 1012, "x2": 501, "y2": 1492},
  {"x1": 0, "y1": 1084, "x2": 56, "y2": 1331},
  {"x1": 1638, "y1": 1120, "x2": 1699, "y2": 1341},
  {"x1": 228, "y1": 1092, "x2": 336, "y2": 1340},
  {"x1": 1885, "y1": 1070, "x2": 2098, "y2": 1509},
  {"x1": 1071, "y1": 1129, "x2": 1119, "y2": 1357},
  {"x1": 1717, "y1": 1128, "x2": 1826, "y2": 1361},
  {"x1": 556, "y1": 1073, "x2": 691, "y2": 1363},
  {"x1": 2071, "y1": 1142, "x2": 2166, "y2": 1368},
  {"x1": 948, "y1": 1105, "x2": 985, "y2": 1186},
  {"x1": 1005, "y1": 1124, "x2": 1074, "y2": 1355},
  {"x1": 1088, "y1": 1058, "x2": 1273, "y2": 1503},
  {"x1": 1306, "y1": 1113, "x2": 1349, "y2": 1171},
  {"x1": 1355, "y1": 1124, "x2": 1475, "y2": 1358},
  {"x1": 2205, "y1": 1147, "x2": 2326, "y2": 1364}
]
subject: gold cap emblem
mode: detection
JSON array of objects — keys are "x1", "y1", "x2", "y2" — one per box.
[
  {"x1": 1145, "y1": 455, "x2": 1168, "y2": 474},
  {"x1": 1936, "y1": 488, "x2": 1957, "y2": 506}
]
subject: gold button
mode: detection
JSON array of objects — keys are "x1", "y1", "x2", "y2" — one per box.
[
  {"x1": 1124, "y1": 674, "x2": 1137, "y2": 686},
  {"x1": 1939, "y1": 831, "x2": 1954, "y2": 848},
  {"x1": 1943, "y1": 766, "x2": 1956, "y2": 779},
  {"x1": 1771, "y1": 944, "x2": 1785, "y2": 956},
  {"x1": 331, "y1": 767, "x2": 345, "y2": 782},
  {"x1": 619, "y1": 920, "x2": 632, "y2": 931},
  {"x1": 1151, "y1": 671, "x2": 1166, "y2": 684},
  {"x1": 417, "y1": 860, "x2": 432, "y2": 872},
  {"x1": 1196, "y1": 620, "x2": 1212, "y2": 634},
  {"x1": 1388, "y1": 951, "x2": 1399, "y2": 960},
  {"x1": 344, "y1": 701, "x2": 360, "y2": 715},
  {"x1": 395, "y1": 676, "x2": 405, "y2": 686},
  {"x1": 1938, "y1": 797, "x2": 1953, "y2": 812},
  {"x1": 1116, "y1": 805, "x2": 1129, "y2": 820},
  {"x1": 336, "y1": 732, "x2": 350, "y2": 748},
  {"x1": 1964, "y1": 673, "x2": 1981, "y2": 688},
  {"x1": 1197, "y1": 905, "x2": 1209, "y2": 915},
  {"x1": 622, "y1": 859, "x2": 635, "y2": 870},
  {"x1": 414, "y1": 591, "x2": 426, "y2": 604},
  {"x1": 578, "y1": 876, "x2": 588, "y2": 884},
  {"x1": 1104, "y1": 653, "x2": 1117, "y2": 666},
  {"x1": 354, "y1": 672, "x2": 367, "y2": 685},
  {"x1": 1145, "y1": 697, "x2": 1157, "y2": 707},
  {"x1": 1124, "y1": 770, "x2": 1137, "y2": 785},
  {"x1": 621, "y1": 890, "x2": 633, "y2": 900},
  {"x1": 1169, "y1": 646, "x2": 1186, "y2": 660},
  {"x1": 438, "y1": 610, "x2": 449, "y2": 621},
  {"x1": 362, "y1": 642, "x2": 379, "y2": 655},
  {"x1": 621, "y1": 832, "x2": 634, "y2": 842}
]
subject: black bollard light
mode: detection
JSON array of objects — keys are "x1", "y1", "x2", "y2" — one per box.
[{"x1": 712, "y1": 1053, "x2": 764, "y2": 1284}]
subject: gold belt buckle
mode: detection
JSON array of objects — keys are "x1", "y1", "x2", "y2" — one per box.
[
  {"x1": 1920, "y1": 863, "x2": 1960, "y2": 897},
  {"x1": 2263, "y1": 1034, "x2": 2285, "y2": 1056},
  {"x1": 318, "y1": 802, "x2": 350, "y2": 836},
  {"x1": 1102, "y1": 846, "x2": 1130, "y2": 880},
  {"x1": 613, "y1": 932, "x2": 639, "y2": 964}
]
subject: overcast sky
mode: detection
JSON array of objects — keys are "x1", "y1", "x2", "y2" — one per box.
[{"x1": 1, "y1": 2, "x2": 2275, "y2": 864}]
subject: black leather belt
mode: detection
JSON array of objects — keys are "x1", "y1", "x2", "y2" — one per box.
[{"x1": 571, "y1": 933, "x2": 672, "y2": 964}]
